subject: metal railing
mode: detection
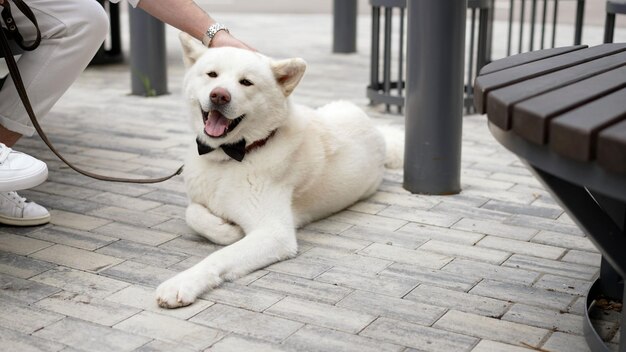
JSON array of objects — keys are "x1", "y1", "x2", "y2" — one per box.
[{"x1": 367, "y1": 0, "x2": 586, "y2": 114}]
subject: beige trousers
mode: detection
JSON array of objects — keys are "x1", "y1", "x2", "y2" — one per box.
[{"x1": 0, "y1": 0, "x2": 109, "y2": 136}]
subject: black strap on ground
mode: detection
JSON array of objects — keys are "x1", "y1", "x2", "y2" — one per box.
[{"x1": 0, "y1": 1, "x2": 183, "y2": 184}]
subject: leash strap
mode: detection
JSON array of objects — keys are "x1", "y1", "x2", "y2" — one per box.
[{"x1": 0, "y1": 1, "x2": 183, "y2": 184}]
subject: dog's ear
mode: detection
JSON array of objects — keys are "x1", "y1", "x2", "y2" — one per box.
[
  {"x1": 179, "y1": 32, "x2": 207, "y2": 68},
  {"x1": 271, "y1": 58, "x2": 307, "y2": 96}
]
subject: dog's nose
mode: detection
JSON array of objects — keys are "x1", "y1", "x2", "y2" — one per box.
[{"x1": 210, "y1": 87, "x2": 231, "y2": 106}]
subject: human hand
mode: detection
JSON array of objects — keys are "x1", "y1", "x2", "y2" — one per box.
[{"x1": 210, "y1": 30, "x2": 256, "y2": 51}]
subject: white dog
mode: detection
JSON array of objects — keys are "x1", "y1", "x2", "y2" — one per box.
[{"x1": 156, "y1": 33, "x2": 402, "y2": 308}]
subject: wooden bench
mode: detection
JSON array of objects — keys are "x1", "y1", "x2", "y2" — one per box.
[{"x1": 474, "y1": 43, "x2": 626, "y2": 352}]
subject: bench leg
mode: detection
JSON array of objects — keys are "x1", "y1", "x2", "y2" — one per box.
[
  {"x1": 529, "y1": 166, "x2": 626, "y2": 278},
  {"x1": 604, "y1": 13, "x2": 616, "y2": 44}
]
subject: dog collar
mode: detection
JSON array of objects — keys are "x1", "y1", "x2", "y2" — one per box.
[{"x1": 196, "y1": 130, "x2": 277, "y2": 162}]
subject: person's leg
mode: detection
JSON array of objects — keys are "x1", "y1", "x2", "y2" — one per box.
[{"x1": 0, "y1": 0, "x2": 109, "y2": 226}]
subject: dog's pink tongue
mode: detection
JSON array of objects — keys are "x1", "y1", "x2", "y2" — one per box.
[{"x1": 205, "y1": 111, "x2": 229, "y2": 137}]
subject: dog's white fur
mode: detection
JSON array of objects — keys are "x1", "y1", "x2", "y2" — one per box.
[{"x1": 156, "y1": 33, "x2": 403, "y2": 308}]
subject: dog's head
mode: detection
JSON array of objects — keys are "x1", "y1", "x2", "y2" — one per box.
[{"x1": 179, "y1": 32, "x2": 306, "y2": 149}]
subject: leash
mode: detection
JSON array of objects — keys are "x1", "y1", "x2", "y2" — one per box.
[{"x1": 0, "y1": 0, "x2": 183, "y2": 183}]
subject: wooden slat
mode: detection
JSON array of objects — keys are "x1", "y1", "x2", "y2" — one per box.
[
  {"x1": 486, "y1": 50, "x2": 626, "y2": 130},
  {"x1": 597, "y1": 120, "x2": 626, "y2": 175},
  {"x1": 512, "y1": 67, "x2": 626, "y2": 145},
  {"x1": 478, "y1": 45, "x2": 585, "y2": 76},
  {"x1": 474, "y1": 43, "x2": 625, "y2": 114},
  {"x1": 548, "y1": 88, "x2": 626, "y2": 161}
]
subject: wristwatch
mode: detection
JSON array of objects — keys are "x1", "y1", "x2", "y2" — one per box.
[{"x1": 202, "y1": 23, "x2": 229, "y2": 47}]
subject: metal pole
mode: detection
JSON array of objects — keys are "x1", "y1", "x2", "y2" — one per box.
[
  {"x1": 403, "y1": 0, "x2": 465, "y2": 195},
  {"x1": 332, "y1": 0, "x2": 358, "y2": 53},
  {"x1": 129, "y1": 5, "x2": 168, "y2": 96}
]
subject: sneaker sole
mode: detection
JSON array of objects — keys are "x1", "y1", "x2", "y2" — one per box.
[
  {"x1": 0, "y1": 212, "x2": 51, "y2": 226},
  {"x1": 0, "y1": 163, "x2": 48, "y2": 192}
]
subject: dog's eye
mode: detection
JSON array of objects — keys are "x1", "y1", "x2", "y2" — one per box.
[
  {"x1": 207, "y1": 71, "x2": 218, "y2": 78},
  {"x1": 239, "y1": 79, "x2": 253, "y2": 87}
]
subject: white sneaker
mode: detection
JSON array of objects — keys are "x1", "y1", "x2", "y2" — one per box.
[
  {"x1": 0, "y1": 191, "x2": 50, "y2": 226},
  {"x1": 0, "y1": 143, "x2": 48, "y2": 192}
]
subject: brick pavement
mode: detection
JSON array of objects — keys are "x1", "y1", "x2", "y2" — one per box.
[{"x1": 0, "y1": 10, "x2": 624, "y2": 352}]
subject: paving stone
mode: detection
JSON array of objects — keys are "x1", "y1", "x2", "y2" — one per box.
[
  {"x1": 561, "y1": 250, "x2": 602, "y2": 267},
  {"x1": 157, "y1": 232, "x2": 221, "y2": 257},
  {"x1": 395, "y1": 222, "x2": 485, "y2": 245},
  {"x1": 48, "y1": 210, "x2": 112, "y2": 231},
  {"x1": 431, "y1": 201, "x2": 511, "y2": 222},
  {"x1": 297, "y1": 229, "x2": 371, "y2": 251},
  {"x1": 0, "y1": 250, "x2": 57, "y2": 279},
  {"x1": 419, "y1": 239, "x2": 511, "y2": 264},
  {"x1": 0, "y1": 273, "x2": 61, "y2": 303},
  {"x1": 35, "y1": 291, "x2": 141, "y2": 326},
  {"x1": 265, "y1": 258, "x2": 332, "y2": 279},
  {"x1": 0, "y1": 233, "x2": 53, "y2": 255},
  {"x1": 30, "y1": 244, "x2": 123, "y2": 272},
  {"x1": 209, "y1": 335, "x2": 294, "y2": 352},
  {"x1": 93, "y1": 222, "x2": 179, "y2": 246},
  {"x1": 151, "y1": 218, "x2": 194, "y2": 235},
  {"x1": 328, "y1": 210, "x2": 407, "y2": 231},
  {"x1": 87, "y1": 206, "x2": 170, "y2": 228},
  {"x1": 443, "y1": 258, "x2": 540, "y2": 286},
  {"x1": 115, "y1": 311, "x2": 225, "y2": 350},
  {"x1": 106, "y1": 284, "x2": 214, "y2": 320},
  {"x1": 380, "y1": 262, "x2": 480, "y2": 291},
  {"x1": 148, "y1": 204, "x2": 186, "y2": 219},
  {"x1": 541, "y1": 332, "x2": 594, "y2": 352},
  {"x1": 31, "y1": 267, "x2": 129, "y2": 299},
  {"x1": 303, "y1": 219, "x2": 353, "y2": 235},
  {"x1": 18, "y1": 190, "x2": 106, "y2": 214},
  {"x1": 297, "y1": 247, "x2": 392, "y2": 274},
  {"x1": 337, "y1": 290, "x2": 445, "y2": 326},
  {"x1": 532, "y1": 231, "x2": 598, "y2": 252},
  {"x1": 87, "y1": 181, "x2": 155, "y2": 198},
  {"x1": 95, "y1": 240, "x2": 188, "y2": 268},
  {"x1": 452, "y1": 218, "x2": 538, "y2": 241},
  {"x1": 502, "y1": 303, "x2": 584, "y2": 334},
  {"x1": 377, "y1": 205, "x2": 462, "y2": 228},
  {"x1": 505, "y1": 215, "x2": 584, "y2": 236},
  {"x1": 200, "y1": 282, "x2": 284, "y2": 312},
  {"x1": 251, "y1": 272, "x2": 352, "y2": 305},
  {"x1": 358, "y1": 243, "x2": 453, "y2": 269},
  {"x1": 35, "y1": 182, "x2": 102, "y2": 200},
  {"x1": 29, "y1": 226, "x2": 118, "y2": 251},
  {"x1": 470, "y1": 280, "x2": 576, "y2": 311},
  {"x1": 141, "y1": 189, "x2": 189, "y2": 207},
  {"x1": 348, "y1": 201, "x2": 388, "y2": 214},
  {"x1": 476, "y1": 235, "x2": 566, "y2": 260},
  {"x1": 339, "y1": 225, "x2": 425, "y2": 249},
  {"x1": 34, "y1": 317, "x2": 150, "y2": 352},
  {"x1": 315, "y1": 266, "x2": 418, "y2": 297},
  {"x1": 367, "y1": 190, "x2": 438, "y2": 210},
  {"x1": 0, "y1": 326, "x2": 66, "y2": 352},
  {"x1": 265, "y1": 296, "x2": 376, "y2": 334},
  {"x1": 481, "y1": 199, "x2": 562, "y2": 219},
  {"x1": 283, "y1": 324, "x2": 403, "y2": 352},
  {"x1": 134, "y1": 340, "x2": 196, "y2": 352},
  {"x1": 405, "y1": 284, "x2": 511, "y2": 318},
  {"x1": 191, "y1": 303, "x2": 303, "y2": 343},
  {"x1": 434, "y1": 310, "x2": 549, "y2": 347},
  {"x1": 100, "y1": 260, "x2": 178, "y2": 287},
  {"x1": 533, "y1": 274, "x2": 592, "y2": 296},
  {"x1": 0, "y1": 298, "x2": 65, "y2": 333},
  {"x1": 470, "y1": 339, "x2": 536, "y2": 351},
  {"x1": 360, "y1": 317, "x2": 479, "y2": 352},
  {"x1": 90, "y1": 192, "x2": 162, "y2": 211},
  {"x1": 503, "y1": 254, "x2": 599, "y2": 280}
]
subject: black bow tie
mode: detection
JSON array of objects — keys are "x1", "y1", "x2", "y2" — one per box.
[{"x1": 196, "y1": 137, "x2": 247, "y2": 162}]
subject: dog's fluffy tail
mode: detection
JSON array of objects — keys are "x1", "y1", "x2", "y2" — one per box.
[{"x1": 377, "y1": 125, "x2": 404, "y2": 169}]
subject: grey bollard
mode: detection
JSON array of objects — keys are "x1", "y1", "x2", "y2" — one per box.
[
  {"x1": 333, "y1": 0, "x2": 357, "y2": 53},
  {"x1": 129, "y1": 5, "x2": 168, "y2": 96},
  {"x1": 403, "y1": 0, "x2": 466, "y2": 195}
]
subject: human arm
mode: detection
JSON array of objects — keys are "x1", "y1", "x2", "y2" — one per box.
[{"x1": 136, "y1": 0, "x2": 254, "y2": 50}]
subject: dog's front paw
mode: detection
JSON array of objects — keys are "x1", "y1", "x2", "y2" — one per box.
[{"x1": 155, "y1": 272, "x2": 206, "y2": 309}]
